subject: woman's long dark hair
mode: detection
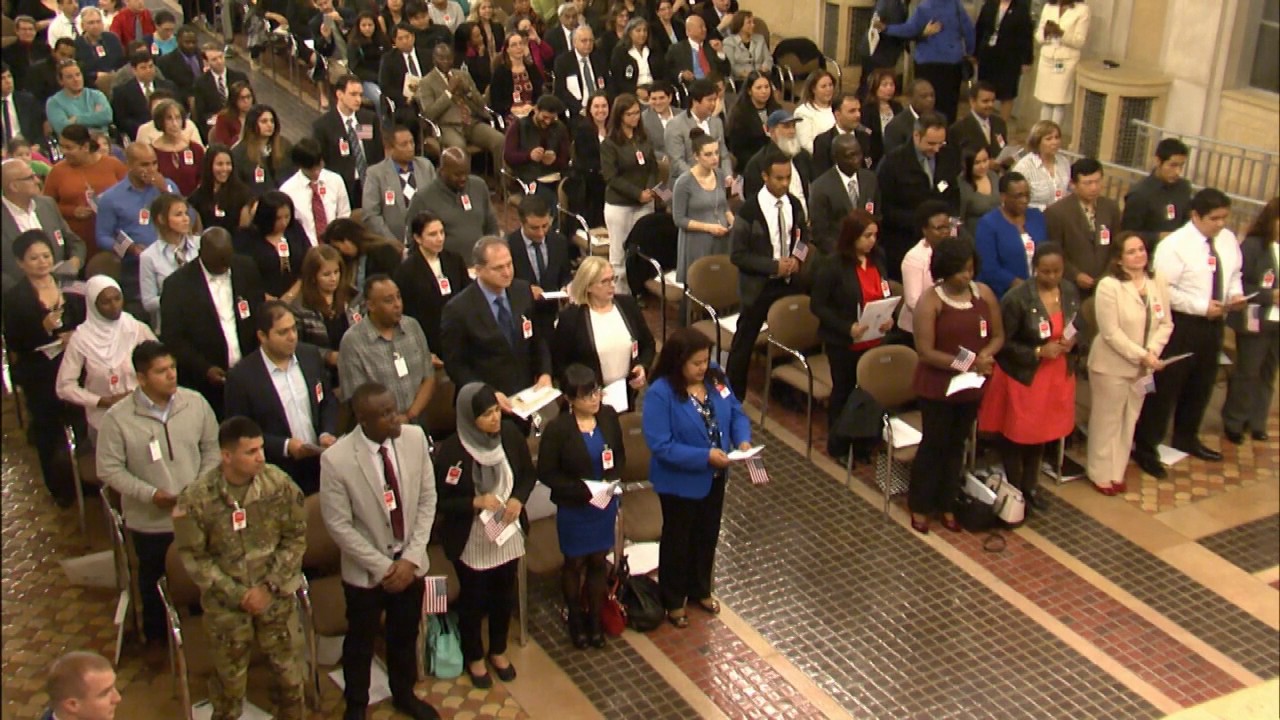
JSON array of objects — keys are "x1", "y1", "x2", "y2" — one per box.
[
  {"x1": 243, "y1": 104, "x2": 284, "y2": 170},
  {"x1": 607, "y1": 93, "x2": 648, "y2": 144},
  {"x1": 250, "y1": 190, "x2": 295, "y2": 237},
  {"x1": 962, "y1": 145, "x2": 989, "y2": 186},
  {"x1": 650, "y1": 327, "x2": 726, "y2": 400},
  {"x1": 835, "y1": 208, "x2": 882, "y2": 263},
  {"x1": 299, "y1": 244, "x2": 352, "y2": 318},
  {"x1": 1244, "y1": 197, "x2": 1280, "y2": 246},
  {"x1": 1106, "y1": 231, "x2": 1154, "y2": 281},
  {"x1": 726, "y1": 70, "x2": 779, "y2": 136},
  {"x1": 348, "y1": 10, "x2": 388, "y2": 49},
  {"x1": 196, "y1": 143, "x2": 249, "y2": 204}
]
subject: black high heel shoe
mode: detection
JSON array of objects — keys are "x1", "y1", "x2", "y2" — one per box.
[
  {"x1": 586, "y1": 611, "x2": 606, "y2": 648},
  {"x1": 567, "y1": 610, "x2": 589, "y2": 649}
]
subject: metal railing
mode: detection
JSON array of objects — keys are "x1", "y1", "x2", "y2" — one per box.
[
  {"x1": 1061, "y1": 150, "x2": 1267, "y2": 236},
  {"x1": 1129, "y1": 120, "x2": 1280, "y2": 203}
]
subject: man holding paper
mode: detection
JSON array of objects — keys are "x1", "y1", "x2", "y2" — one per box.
[
  {"x1": 223, "y1": 301, "x2": 338, "y2": 496},
  {"x1": 1133, "y1": 189, "x2": 1246, "y2": 477}
]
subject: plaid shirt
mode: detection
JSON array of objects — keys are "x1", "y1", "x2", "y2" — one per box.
[{"x1": 337, "y1": 316, "x2": 433, "y2": 414}]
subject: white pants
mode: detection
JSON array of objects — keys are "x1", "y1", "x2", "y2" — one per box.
[
  {"x1": 1040, "y1": 103, "x2": 1066, "y2": 125},
  {"x1": 603, "y1": 201, "x2": 654, "y2": 294}
]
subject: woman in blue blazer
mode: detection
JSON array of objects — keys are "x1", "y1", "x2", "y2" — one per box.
[
  {"x1": 976, "y1": 171, "x2": 1048, "y2": 298},
  {"x1": 642, "y1": 327, "x2": 751, "y2": 628}
]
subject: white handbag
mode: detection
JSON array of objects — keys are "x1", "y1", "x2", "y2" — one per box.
[{"x1": 986, "y1": 472, "x2": 1026, "y2": 525}]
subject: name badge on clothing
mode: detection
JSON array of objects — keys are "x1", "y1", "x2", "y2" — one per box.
[
  {"x1": 521, "y1": 315, "x2": 533, "y2": 339},
  {"x1": 255, "y1": 166, "x2": 266, "y2": 184},
  {"x1": 1263, "y1": 270, "x2": 1275, "y2": 289},
  {"x1": 635, "y1": 151, "x2": 646, "y2": 165},
  {"x1": 631, "y1": 340, "x2": 639, "y2": 359},
  {"x1": 338, "y1": 139, "x2": 350, "y2": 157},
  {"x1": 214, "y1": 204, "x2": 225, "y2": 217},
  {"x1": 1038, "y1": 319, "x2": 1051, "y2": 339},
  {"x1": 1099, "y1": 226, "x2": 1111, "y2": 245},
  {"x1": 138, "y1": 209, "x2": 150, "y2": 225},
  {"x1": 276, "y1": 241, "x2": 289, "y2": 258},
  {"x1": 445, "y1": 463, "x2": 462, "y2": 485},
  {"x1": 183, "y1": 150, "x2": 194, "y2": 165},
  {"x1": 460, "y1": 194, "x2": 472, "y2": 211},
  {"x1": 438, "y1": 277, "x2": 452, "y2": 295},
  {"x1": 148, "y1": 438, "x2": 162, "y2": 463},
  {"x1": 1208, "y1": 255, "x2": 1217, "y2": 272},
  {"x1": 1165, "y1": 204, "x2": 1176, "y2": 221},
  {"x1": 393, "y1": 353, "x2": 409, "y2": 378},
  {"x1": 53, "y1": 230, "x2": 64, "y2": 246},
  {"x1": 979, "y1": 318, "x2": 989, "y2": 338},
  {"x1": 236, "y1": 298, "x2": 251, "y2": 319},
  {"x1": 232, "y1": 506, "x2": 247, "y2": 531},
  {"x1": 383, "y1": 487, "x2": 398, "y2": 511},
  {"x1": 602, "y1": 446, "x2": 614, "y2": 470},
  {"x1": 314, "y1": 382, "x2": 324, "y2": 403},
  {"x1": 384, "y1": 191, "x2": 396, "y2": 206},
  {"x1": 715, "y1": 382, "x2": 730, "y2": 399}
]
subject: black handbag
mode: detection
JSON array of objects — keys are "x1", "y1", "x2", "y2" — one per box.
[{"x1": 615, "y1": 557, "x2": 664, "y2": 632}]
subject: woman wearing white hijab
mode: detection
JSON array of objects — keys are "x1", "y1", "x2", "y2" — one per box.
[
  {"x1": 433, "y1": 383, "x2": 536, "y2": 688},
  {"x1": 56, "y1": 275, "x2": 158, "y2": 440}
]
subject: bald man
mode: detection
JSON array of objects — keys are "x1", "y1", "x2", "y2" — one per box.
[
  {"x1": 665, "y1": 14, "x2": 731, "y2": 84},
  {"x1": 404, "y1": 147, "x2": 500, "y2": 257},
  {"x1": 159, "y1": 227, "x2": 265, "y2": 417},
  {"x1": 94, "y1": 144, "x2": 187, "y2": 318},
  {"x1": 42, "y1": 651, "x2": 122, "y2": 720},
  {"x1": 2, "y1": 159, "x2": 86, "y2": 292}
]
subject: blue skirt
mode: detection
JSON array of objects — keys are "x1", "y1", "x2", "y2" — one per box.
[{"x1": 556, "y1": 497, "x2": 618, "y2": 558}]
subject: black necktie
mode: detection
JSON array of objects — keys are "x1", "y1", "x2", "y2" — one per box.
[
  {"x1": 533, "y1": 242, "x2": 546, "y2": 283},
  {"x1": 0, "y1": 98, "x2": 11, "y2": 145},
  {"x1": 1207, "y1": 238, "x2": 1223, "y2": 303},
  {"x1": 581, "y1": 56, "x2": 594, "y2": 97},
  {"x1": 494, "y1": 296, "x2": 517, "y2": 346}
]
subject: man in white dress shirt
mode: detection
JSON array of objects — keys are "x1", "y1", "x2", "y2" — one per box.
[
  {"x1": 1132, "y1": 188, "x2": 1246, "y2": 478},
  {"x1": 46, "y1": 0, "x2": 82, "y2": 48},
  {"x1": 279, "y1": 137, "x2": 351, "y2": 246}
]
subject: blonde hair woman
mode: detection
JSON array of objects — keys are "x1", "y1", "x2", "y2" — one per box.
[
  {"x1": 553, "y1": 255, "x2": 655, "y2": 398},
  {"x1": 1011, "y1": 120, "x2": 1069, "y2": 210}
]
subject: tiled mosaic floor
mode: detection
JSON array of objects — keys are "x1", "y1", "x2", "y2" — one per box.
[{"x1": 1199, "y1": 514, "x2": 1280, "y2": 575}]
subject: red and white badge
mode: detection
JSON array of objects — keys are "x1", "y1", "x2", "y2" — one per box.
[
  {"x1": 601, "y1": 446, "x2": 614, "y2": 470},
  {"x1": 1038, "y1": 319, "x2": 1051, "y2": 339},
  {"x1": 1165, "y1": 203, "x2": 1176, "y2": 220},
  {"x1": 631, "y1": 340, "x2": 639, "y2": 359},
  {"x1": 1054, "y1": 188, "x2": 1064, "y2": 200},
  {"x1": 1263, "y1": 270, "x2": 1275, "y2": 288},
  {"x1": 521, "y1": 315, "x2": 533, "y2": 339},
  {"x1": 437, "y1": 277, "x2": 452, "y2": 295},
  {"x1": 95, "y1": 45, "x2": 106, "y2": 57},
  {"x1": 151, "y1": 43, "x2": 160, "y2": 55},
  {"x1": 597, "y1": 76, "x2": 606, "y2": 89},
  {"x1": 255, "y1": 166, "x2": 266, "y2": 184},
  {"x1": 1153, "y1": 301, "x2": 1164, "y2": 319},
  {"x1": 996, "y1": 133, "x2": 1006, "y2": 148},
  {"x1": 183, "y1": 150, "x2": 194, "y2": 165},
  {"x1": 880, "y1": 280, "x2": 891, "y2": 298},
  {"x1": 214, "y1": 204, "x2": 226, "y2": 218},
  {"x1": 460, "y1": 193, "x2": 472, "y2": 211},
  {"x1": 864, "y1": 201, "x2": 875, "y2": 214},
  {"x1": 383, "y1": 488, "x2": 398, "y2": 511},
  {"x1": 384, "y1": 191, "x2": 396, "y2": 206},
  {"x1": 1021, "y1": 234, "x2": 1034, "y2": 255},
  {"x1": 513, "y1": 91, "x2": 522, "y2": 103},
  {"x1": 236, "y1": 298, "x2": 251, "y2": 319},
  {"x1": 231, "y1": 507, "x2": 247, "y2": 531},
  {"x1": 53, "y1": 229, "x2": 64, "y2": 246},
  {"x1": 138, "y1": 208, "x2": 150, "y2": 225},
  {"x1": 109, "y1": 373, "x2": 120, "y2": 388},
  {"x1": 317, "y1": 184, "x2": 327, "y2": 196},
  {"x1": 352, "y1": 311, "x2": 363, "y2": 324},
  {"x1": 715, "y1": 382, "x2": 730, "y2": 399},
  {"x1": 338, "y1": 138, "x2": 350, "y2": 157},
  {"x1": 979, "y1": 318, "x2": 989, "y2": 338},
  {"x1": 635, "y1": 150, "x2": 646, "y2": 165},
  {"x1": 445, "y1": 463, "x2": 462, "y2": 485},
  {"x1": 1099, "y1": 225, "x2": 1111, "y2": 245},
  {"x1": 1208, "y1": 254, "x2": 1217, "y2": 272},
  {"x1": 314, "y1": 382, "x2": 324, "y2": 403},
  {"x1": 276, "y1": 241, "x2": 289, "y2": 257}
]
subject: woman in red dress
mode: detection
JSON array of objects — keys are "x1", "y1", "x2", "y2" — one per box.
[
  {"x1": 978, "y1": 241, "x2": 1079, "y2": 513},
  {"x1": 150, "y1": 99, "x2": 205, "y2": 196}
]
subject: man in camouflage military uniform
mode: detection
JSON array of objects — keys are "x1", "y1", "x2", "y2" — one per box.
[{"x1": 174, "y1": 416, "x2": 308, "y2": 720}]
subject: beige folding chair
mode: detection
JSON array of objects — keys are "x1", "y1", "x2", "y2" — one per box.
[
  {"x1": 856, "y1": 345, "x2": 921, "y2": 515},
  {"x1": 759, "y1": 295, "x2": 831, "y2": 459},
  {"x1": 683, "y1": 254, "x2": 741, "y2": 359},
  {"x1": 618, "y1": 412, "x2": 661, "y2": 542}
]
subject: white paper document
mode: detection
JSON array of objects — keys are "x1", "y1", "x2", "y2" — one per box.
[
  {"x1": 1268, "y1": 306, "x2": 1279, "y2": 323},
  {"x1": 727, "y1": 445, "x2": 764, "y2": 461},
  {"x1": 539, "y1": 290, "x2": 569, "y2": 301},
  {"x1": 479, "y1": 509, "x2": 520, "y2": 545},
  {"x1": 717, "y1": 313, "x2": 766, "y2": 336},
  {"x1": 857, "y1": 297, "x2": 901, "y2": 341},
  {"x1": 1157, "y1": 444, "x2": 1188, "y2": 467},
  {"x1": 1161, "y1": 352, "x2": 1194, "y2": 367},
  {"x1": 946, "y1": 372, "x2": 987, "y2": 396},
  {"x1": 193, "y1": 700, "x2": 273, "y2": 720},
  {"x1": 662, "y1": 270, "x2": 685, "y2": 289},
  {"x1": 601, "y1": 377, "x2": 629, "y2": 413},
  {"x1": 329, "y1": 656, "x2": 392, "y2": 705},
  {"x1": 510, "y1": 384, "x2": 561, "y2": 419},
  {"x1": 584, "y1": 480, "x2": 619, "y2": 509},
  {"x1": 996, "y1": 143, "x2": 1024, "y2": 164},
  {"x1": 883, "y1": 417, "x2": 923, "y2": 448},
  {"x1": 36, "y1": 340, "x2": 64, "y2": 360}
]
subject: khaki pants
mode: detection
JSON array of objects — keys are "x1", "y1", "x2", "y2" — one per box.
[{"x1": 1086, "y1": 370, "x2": 1146, "y2": 488}]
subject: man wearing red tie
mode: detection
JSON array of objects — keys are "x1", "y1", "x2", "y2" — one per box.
[{"x1": 278, "y1": 138, "x2": 352, "y2": 246}]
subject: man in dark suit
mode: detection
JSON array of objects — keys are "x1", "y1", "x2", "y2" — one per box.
[
  {"x1": 552, "y1": 25, "x2": 608, "y2": 123},
  {"x1": 379, "y1": 25, "x2": 432, "y2": 136},
  {"x1": 111, "y1": 51, "x2": 173, "y2": 142},
  {"x1": 948, "y1": 81, "x2": 1009, "y2": 162},
  {"x1": 8, "y1": 17, "x2": 52, "y2": 96},
  {"x1": 858, "y1": 0, "x2": 909, "y2": 93},
  {"x1": 1, "y1": 160, "x2": 86, "y2": 292},
  {"x1": 812, "y1": 92, "x2": 874, "y2": 177},
  {"x1": 877, "y1": 112, "x2": 961, "y2": 281},
  {"x1": 665, "y1": 15, "x2": 730, "y2": 85},
  {"x1": 1, "y1": 64, "x2": 46, "y2": 154},
  {"x1": 224, "y1": 301, "x2": 338, "y2": 495},
  {"x1": 507, "y1": 195, "x2": 572, "y2": 330},
  {"x1": 192, "y1": 43, "x2": 247, "y2": 140},
  {"x1": 546, "y1": 2, "x2": 580, "y2": 58},
  {"x1": 696, "y1": 0, "x2": 737, "y2": 42},
  {"x1": 726, "y1": 146, "x2": 812, "y2": 400},
  {"x1": 315, "y1": 75, "x2": 385, "y2": 211},
  {"x1": 741, "y1": 110, "x2": 814, "y2": 207},
  {"x1": 155, "y1": 25, "x2": 204, "y2": 111},
  {"x1": 882, "y1": 79, "x2": 935, "y2": 157},
  {"x1": 160, "y1": 227, "x2": 265, "y2": 418},
  {"x1": 1045, "y1": 157, "x2": 1123, "y2": 296},
  {"x1": 809, "y1": 134, "x2": 882, "y2": 257},
  {"x1": 440, "y1": 236, "x2": 552, "y2": 410}
]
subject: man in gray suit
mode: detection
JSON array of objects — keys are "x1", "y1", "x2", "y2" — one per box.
[
  {"x1": 664, "y1": 79, "x2": 734, "y2": 180},
  {"x1": 320, "y1": 382, "x2": 439, "y2": 720},
  {"x1": 2, "y1": 159, "x2": 85, "y2": 291},
  {"x1": 1045, "y1": 157, "x2": 1123, "y2": 297},
  {"x1": 809, "y1": 134, "x2": 882, "y2": 256},
  {"x1": 362, "y1": 125, "x2": 438, "y2": 243},
  {"x1": 641, "y1": 81, "x2": 678, "y2": 162}
]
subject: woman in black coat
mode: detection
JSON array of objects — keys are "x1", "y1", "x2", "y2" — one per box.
[
  {"x1": 537, "y1": 364, "x2": 626, "y2": 648},
  {"x1": 809, "y1": 210, "x2": 895, "y2": 461},
  {"x1": 609, "y1": 18, "x2": 666, "y2": 99},
  {"x1": 433, "y1": 383, "x2": 536, "y2": 688},
  {"x1": 393, "y1": 211, "x2": 472, "y2": 354},
  {"x1": 2, "y1": 230, "x2": 87, "y2": 507},
  {"x1": 568, "y1": 91, "x2": 612, "y2": 228},
  {"x1": 647, "y1": 0, "x2": 686, "y2": 61},
  {"x1": 552, "y1": 256, "x2": 656, "y2": 409},
  {"x1": 232, "y1": 190, "x2": 312, "y2": 300},
  {"x1": 974, "y1": 0, "x2": 1034, "y2": 125},
  {"x1": 725, "y1": 70, "x2": 780, "y2": 171}
]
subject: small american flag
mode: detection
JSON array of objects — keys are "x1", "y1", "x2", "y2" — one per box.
[
  {"x1": 422, "y1": 576, "x2": 448, "y2": 614},
  {"x1": 950, "y1": 346, "x2": 977, "y2": 372},
  {"x1": 746, "y1": 458, "x2": 770, "y2": 485},
  {"x1": 589, "y1": 484, "x2": 616, "y2": 509},
  {"x1": 484, "y1": 516, "x2": 509, "y2": 542}
]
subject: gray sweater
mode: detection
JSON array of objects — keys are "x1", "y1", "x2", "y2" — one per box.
[
  {"x1": 96, "y1": 388, "x2": 220, "y2": 533},
  {"x1": 405, "y1": 176, "x2": 500, "y2": 259}
]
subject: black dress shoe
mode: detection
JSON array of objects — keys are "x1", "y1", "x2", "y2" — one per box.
[
  {"x1": 1252, "y1": 430, "x2": 1270, "y2": 441},
  {"x1": 489, "y1": 657, "x2": 517, "y2": 682},
  {"x1": 392, "y1": 697, "x2": 441, "y2": 720},
  {"x1": 467, "y1": 667, "x2": 493, "y2": 689},
  {"x1": 1135, "y1": 455, "x2": 1167, "y2": 479},
  {"x1": 343, "y1": 706, "x2": 366, "y2": 720},
  {"x1": 1175, "y1": 443, "x2": 1222, "y2": 462},
  {"x1": 1224, "y1": 429, "x2": 1245, "y2": 445}
]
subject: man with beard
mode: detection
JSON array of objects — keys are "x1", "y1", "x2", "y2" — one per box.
[
  {"x1": 876, "y1": 111, "x2": 960, "y2": 281},
  {"x1": 741, "y1": 110, "x2": 813, "y2": 213}
]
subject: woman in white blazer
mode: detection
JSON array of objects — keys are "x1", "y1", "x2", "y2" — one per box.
[
  {"x1": 1032, "y1": 0, "x2": 1090, "y2": 125},
  {"x1": 1086, "y1": 232, "x2": 1174, "y2": 495}
]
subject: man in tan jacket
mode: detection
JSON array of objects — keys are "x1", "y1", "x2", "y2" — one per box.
[{"x1": 415, "y1": 43, "x2": 504, "y2": 169}]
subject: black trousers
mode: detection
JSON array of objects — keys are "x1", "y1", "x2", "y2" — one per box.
[
  {"x1": 14, "y1": 359, "x2": 81, "y2": 504},
  {"x1": 1000, "y1": 437, "x2": 1044, "y2": 497},
  {"x1": 454, "y1": 559, "x2": 517, "y2": 664},
  {"x1": 908, "y1": 398, "x2": 977, "y2": 515},
  {"x1": 657, "y1": 475, "x2": 726, "y2": 611},
  {"x1": 825, "y1": 342, "x2": 874, "y2": 457},
  {"x1": 914, "y1": 61, "x2": 963, "y2": 124},
  {"x1": 131, "y1": 530, "x2": 175, "y2": 642},
  {"x1": 1134, "y1": 313, "x2": 1222, "y2": 460},
  {"x1": 727, "y1": 279, "x2": 792, "y2": 401},
  {"x1": 341, "y1": 577, "x2": 424, "y2": 708}
]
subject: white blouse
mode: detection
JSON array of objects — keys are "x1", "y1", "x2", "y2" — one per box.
[
  {"x1": 793, "y1": 102, "x2": 836, "y2": 155},
  {"x1": 1012, "y1": 151, "x2": 1071, "y2": 210},
  {"x1": 590, "y1": 304, "x2": 634, "y2": 385}
]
